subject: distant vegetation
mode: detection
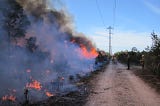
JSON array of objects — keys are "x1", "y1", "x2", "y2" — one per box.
[
  {"x1": 115, "y1": 32, "x2": 160, "y2": 76},
  {"x1": 144, "y1": 32, "x2": 160, "y2": 75},
  {"x1": 114, "y1": 48, "x2": 143, "y2": 65}
]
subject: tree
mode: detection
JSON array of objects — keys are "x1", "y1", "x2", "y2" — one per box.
[
  {"x1": 151, "y1": 31, "x2": 160, "y2": 56},
  {"x1": 131, "y1": 47, "x2": 138, "y2": 52},
  {"x1": 2, "y1": 0, "x2": 30, "y2": 43},
  {"x1": 144, "y1": 31, "x2": 160, "y2": 75}
]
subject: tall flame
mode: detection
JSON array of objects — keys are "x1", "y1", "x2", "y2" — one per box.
[{"x1": 80, "y1": 45, "x2": 98, "y2": 59}]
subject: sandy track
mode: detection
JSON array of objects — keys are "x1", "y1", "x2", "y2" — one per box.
[{"x1": 85, "y1": 63, "x2": 160, "y2": 106}]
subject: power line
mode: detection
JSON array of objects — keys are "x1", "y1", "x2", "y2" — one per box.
[
  {"x1": 113, "y1": 0, "x2": 117, "y2": 28},
  {"x1": 95, "y1": 0, "x2": 117, "y2": 54},
  {"x1": 95, "y1": 0, "x2": 106, "y2": 28},
  {"x1": 96, "y1": 0, "x2": 117, "y2": 29}
]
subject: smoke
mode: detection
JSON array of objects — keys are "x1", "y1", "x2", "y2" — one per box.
[{"x1": 0, "y1": 0, "x2": 97, "y2": 104}]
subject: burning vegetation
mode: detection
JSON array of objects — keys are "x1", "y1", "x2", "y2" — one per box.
[
  {"x1": 0, "y1": 0, "x2": 105, "y2": 105},
  {"x1": 45, "y1": 91, "x2": 54, "y2": 97},
  {"x1": 26, "y1": 79, "x2": 42, "y2": 91},
  {"x1": 80, "y1": 45, "x2": 98, "y2": 59},
  {"x1": 2, "y1": 95, "x2": 16, "y2": 102}
]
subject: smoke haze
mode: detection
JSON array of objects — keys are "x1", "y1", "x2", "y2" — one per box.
[{"x1": 0, "y1": 0, "x2": 97, "y2": 103}]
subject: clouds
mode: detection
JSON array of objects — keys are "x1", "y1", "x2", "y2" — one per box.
[
  {"x1": 87, "y1": 28, "x2": 152, "y2": 53},
  {"x1": 143, "y1": 0, "x2": 160, "y2": 15},
  {"x1": 112, "y1": 31, "x2": 151, "y2": 51}
]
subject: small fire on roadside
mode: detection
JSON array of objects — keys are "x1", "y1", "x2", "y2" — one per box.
[{"x1": 26, "y1": 79, "x2": 42, "y2": 90}]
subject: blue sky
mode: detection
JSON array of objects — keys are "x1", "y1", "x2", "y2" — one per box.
[{"x1": 56, "y1": 0, "x2": 160, "y2": 53}]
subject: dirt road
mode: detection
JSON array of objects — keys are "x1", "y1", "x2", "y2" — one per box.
[{"x1": 85, "y1": 63, "x2": 160, "y2": 106}]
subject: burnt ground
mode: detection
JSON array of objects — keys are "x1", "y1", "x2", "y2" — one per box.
[
  {"x1": 27, "y1": 63, "x2": 108, "y2": 106},
  {"x1": 3, "y1": 62, "x2": 160, "y2": 106},
  {"x1": 0, "y1": 62, "x2": 107, "y2": 106}
]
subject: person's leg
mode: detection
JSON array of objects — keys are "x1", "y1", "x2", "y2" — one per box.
[
  {"x1": 127, "y1": 61, "x2": 130, "y2": 70},
  {"x1": 142, "y1": 63, "x2": 144, "y2": 69}
]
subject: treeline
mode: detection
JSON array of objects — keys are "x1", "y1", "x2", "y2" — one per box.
[
  {"x1": 115, "y1": 32, "x2": 160, "y2": 76},
  {"x1": 114, "y1": 50, "x2": 143, "y2": 65},
  {"x1": 145, "y1": 32, "x2": 160, "y2": 75}
]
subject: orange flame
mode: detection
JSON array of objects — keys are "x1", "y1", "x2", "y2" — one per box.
[
  {"x1": 2, "y1": 95, "x2": 16, "y2": 101},
  {"x1": 26, "y1": 80, "x2": 42, "y2": 90},
  {"x1": 45, "y1": 91, "x2": 54, "y2": 97},
  {"x1": 80, "y1": 45, "x2": 98, "y2": 59}
]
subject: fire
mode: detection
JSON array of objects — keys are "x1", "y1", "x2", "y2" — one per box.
[
  {"x1": 26, "y1": 69, "x2": 31, "y2": 73},
  {"x1": 60, "y1": 77, "x2": 64, "y2": 81},
  {"x1": 80, "y1": 45, "x2": 98, "y2": 59},
  {"x1": 26, "y1": 79, "x2": 42, "y2": 90},
  {"x1": 45, "y1": 91, "x2": 54, "y2": 97},
  {"x1": 2, "y1": 95, "x2": 16, "y2": 101}
]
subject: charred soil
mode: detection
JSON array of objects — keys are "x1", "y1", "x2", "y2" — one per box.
[{"x1": 27, "y1": 64, "x2": 108, "y2": 106}]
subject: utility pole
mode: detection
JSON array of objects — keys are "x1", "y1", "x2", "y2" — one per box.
[{"x1": 107, "y1": 26, "x2": 113, "y2": 57}]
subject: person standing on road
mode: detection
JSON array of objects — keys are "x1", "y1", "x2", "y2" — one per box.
[
  {"x1": 140, "y1": 55, "x2": 145, "y2": 69},
  {"x1": 127, "y1": 53, "x2": 130, "y2": 70}
]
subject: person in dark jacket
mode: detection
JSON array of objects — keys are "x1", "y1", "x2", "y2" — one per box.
[
  {"x1": 127, "y1": 53, "x2": 130, "y2": 70},
  {"x1": 140, "y1": 55, "x2": 145, "y2": 69}
]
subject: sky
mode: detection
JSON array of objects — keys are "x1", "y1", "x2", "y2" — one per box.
[{"x1": 55, "y1": 0, "x2": 160, "y2": 53}]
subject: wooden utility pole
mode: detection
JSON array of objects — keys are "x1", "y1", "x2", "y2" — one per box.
[{"x1": 107, "y1": 26, "x2": 113, "y2": 57}]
